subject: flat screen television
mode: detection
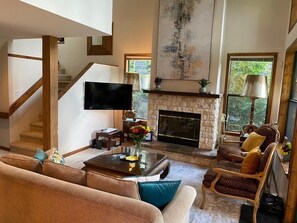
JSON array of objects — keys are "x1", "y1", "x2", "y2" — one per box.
[{"x1": 84, "y1": 81, "x2": 132, "y2": 110}]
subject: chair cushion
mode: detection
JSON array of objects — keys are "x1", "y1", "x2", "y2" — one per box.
[
  {"x1": 87, "y1": 171, "x2": 140, "y2": 200},
  {"x1": 258, "y1": 143, "x2": 275, "y2": 172},
  {"x1": 43, "y1": 160, "x2": 87, "y2": 185},
  {"x1": 218, "y1": 144, "x2": 242, "y2": 162},
  {"x1": 241, "y1": 147, "x2": 262, "y2": 174},
  {"x1": 138, "y1": 180, "x2": 181, "y2": 210},
  {"x1": 256, "y1": 125, "x2": 277, "y2": 151},
  {"x1": 0, "y1": 153, "x2": 43, "y2": 173},
  {"x1": 241, "y1": 132, "x2": 266, "y2": 152}
]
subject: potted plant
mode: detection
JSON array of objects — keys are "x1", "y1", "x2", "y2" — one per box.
[
  {"x1": 197, "y1": 78, "x2": 211, "y2": 93},
  {"x1": 154, "y1": 77, "x2": 162, "y2": 90}
]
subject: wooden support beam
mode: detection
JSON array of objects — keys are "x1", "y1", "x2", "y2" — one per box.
[
  {"x1": 42, "y1": 36, "x2": 58, "y2": 150},
  {"x1": 284, "y1": 109, "x2": 297, "y2": 223}
]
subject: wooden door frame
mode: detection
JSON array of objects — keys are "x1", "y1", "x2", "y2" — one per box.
[{"x1": 281, "y1": 38, "x2": 297, "y2": 223}]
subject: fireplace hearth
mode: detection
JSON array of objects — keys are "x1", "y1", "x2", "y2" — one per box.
[{"x1": 157, "y1": 110, "x2": 200, "y2": 147}]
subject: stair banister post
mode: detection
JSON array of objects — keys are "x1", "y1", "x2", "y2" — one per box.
[{"x1": 42, "y1": 36, "x2": 58, "y2": 150}]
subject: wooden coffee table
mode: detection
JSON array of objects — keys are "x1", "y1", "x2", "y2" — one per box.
[{"x1": 83, "y1": 151, "x2": 170, "y2": 179}]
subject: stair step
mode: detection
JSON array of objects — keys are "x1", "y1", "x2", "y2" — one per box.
[
  {"x1": 58, "y1": 81, "x2": 71, "y2": 88},
  {"x1": 10, "y1": 140, "x2": 43, "y2": 156},
  {"x1": 58, "y1": 74, "x2": 72, "y2": 81},
  {"x1": 30, "y1": 121, "x2": 43, "y2": 131},
  {"x1": 39, "y1": 113, "x2": 43, "y2": 121},
  {"x1": 20, "y1": 131, "x2": 43, "y2": 144}
]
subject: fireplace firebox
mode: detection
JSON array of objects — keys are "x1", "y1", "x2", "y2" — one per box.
[{"x1": 157, "y1": 110, "x2": 201, "y2": 147}]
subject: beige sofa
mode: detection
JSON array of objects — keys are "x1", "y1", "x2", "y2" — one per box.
[{"x1": 0, "y1": 158, "x2": 196, "y2": 223}]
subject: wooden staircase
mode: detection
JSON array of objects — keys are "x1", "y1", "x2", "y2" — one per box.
[
  {"x1": 58, "y1": 68, "x2": 72, "y2": 93},
  {"x1": 10, "y1": 114, "x2": 44, "y2": 156},
  {"x1": 10, "y1": 72, "x2": 72, "y2": 156},
  {"x1": 10, "y1": 69, "x2": 72, "y2": 156}
]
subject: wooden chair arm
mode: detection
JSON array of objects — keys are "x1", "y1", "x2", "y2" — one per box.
[{"x1": 212, "y1": 167, "x2": 263, "y2": 181}]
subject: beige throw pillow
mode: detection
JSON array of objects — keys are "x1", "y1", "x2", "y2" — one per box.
[
  {"x1": 87, "y1": 171, "x2": 140, "y2": 200},
  {"x1": 241, "y1": 132, "x2": 266, "y2": 152},
  {"x1": 0, "y1": 153, "x2": 43, "y2": 173},
  {"x1": 43, "y1": 160, "x2": 87, "y2": 185}
]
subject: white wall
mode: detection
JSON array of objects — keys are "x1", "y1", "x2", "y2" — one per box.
[
  {"x1": 0, "y1": 42, "x2": 9, "y2": 112},
  {"x1": 221, "y1": 0, "x2": 290, "y2": 123},
  {"x1": 0, "y1": 41, "x2": 10, "y2": 148},
  {"x1": 20, "y1": 0, "x2": 113, "y2": 35},
  {"x1": 8, "y1": 39, "x2": 43, "y2": 143},
  {"x1": 58, "y1": 64, "x2": 120, "y2": 154},
  {"x1": 58, "y1": 0, "x2": 156, "y2": 79}
]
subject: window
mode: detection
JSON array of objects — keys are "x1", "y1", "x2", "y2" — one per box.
[
  {"x1": 224, "y1": 53, "x2": 277, "y2": 132},
  {"x1": 124, "y1": 54, "x2": 151, "y2": 119}
]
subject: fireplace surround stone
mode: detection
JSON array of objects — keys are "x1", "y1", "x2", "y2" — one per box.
[{"x1": 145, "y1": 90, "x2": 222, "y2": 151}]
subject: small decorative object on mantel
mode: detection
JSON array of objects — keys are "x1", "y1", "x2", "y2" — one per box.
[
  {"x1": 154, "y1": 77, "x2": 163, "y2": 90},
  {"x1": 197, "y1": 78, "x2": 211, "y2": 93}
]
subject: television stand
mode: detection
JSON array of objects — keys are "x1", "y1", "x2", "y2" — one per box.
[{"x1": 96, "y1": 129, "x2": 124, "y2": 150}]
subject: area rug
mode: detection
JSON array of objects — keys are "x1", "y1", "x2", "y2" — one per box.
[{"x1": 239, "y1": 204, "x2": 281, "y2": 223}]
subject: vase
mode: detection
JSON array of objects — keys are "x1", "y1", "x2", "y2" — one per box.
[
  {"x1": 282, "y1": 153, "x2": 291, "y2": 162},
  {"x1": 134, "y1": 140, "x2": 142, "y2": 157},
  {"x1": 155, "y1": 84, "x2": 161, "y2": 90},
  {"x1": 199, "y1": 87, "x2": 206, "y2": 93}
]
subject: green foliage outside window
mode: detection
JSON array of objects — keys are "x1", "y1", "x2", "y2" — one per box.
[
  {"x1": 127, "y1": 59, "x2": 151, "y2": 119},
  {"x1": 226, "y1": 60, "x2": 272, "y2": 131}
]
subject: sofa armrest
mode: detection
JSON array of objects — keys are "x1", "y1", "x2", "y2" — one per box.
[{"x1": 162, "y1": 185, "x2": 196, "y2": 223}]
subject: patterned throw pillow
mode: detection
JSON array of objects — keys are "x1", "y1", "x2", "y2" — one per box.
[
  {"x1": 241, "y1": 132, "x2": 266, "y2": 152},
  {"x1": 48, "y1": 147, "x2": 65, "y2": 165}
]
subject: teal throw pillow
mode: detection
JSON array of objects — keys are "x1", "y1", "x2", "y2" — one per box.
[
  {"x1": 138, "y1": 180, "x2": 181, "y2": 210},
  {"x1": 34, "y1": 148, "x2": 48, "y2": 163}
]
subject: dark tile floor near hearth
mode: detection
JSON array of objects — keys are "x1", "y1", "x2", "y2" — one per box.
[{"x1": 142, "y1": 141, "x2": 217, "y2": 160}]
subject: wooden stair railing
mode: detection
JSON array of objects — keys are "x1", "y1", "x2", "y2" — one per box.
[
  {"x1": 0, "y1": 78, "x2": 43, "y2": 119},
  {"x1": 1, "y1": 62, "x2": 105, "y2": 119},
  {"x1": 58, "y1": 62, "x2": 94, "y2": 99}
]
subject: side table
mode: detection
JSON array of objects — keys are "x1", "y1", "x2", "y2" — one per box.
[{"x1": 96, "y1": 130, "x2": 124, "y2": 150}]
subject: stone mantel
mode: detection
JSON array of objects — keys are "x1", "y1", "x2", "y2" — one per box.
[{"x1": 143, "y1": 89, "x2": 222, "y2": 98}]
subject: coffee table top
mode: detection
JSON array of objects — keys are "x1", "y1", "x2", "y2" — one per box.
[{"x1": 83, "y1": 151, "x2": 167, "y2": 177}]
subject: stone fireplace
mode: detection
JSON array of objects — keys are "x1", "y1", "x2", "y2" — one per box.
[{"x1": 145, "y1": 90, "x2": 222, "y2": 151}]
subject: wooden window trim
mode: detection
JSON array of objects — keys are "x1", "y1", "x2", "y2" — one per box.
[
  {"x1": 223, "y1": 52, "x2": 278, "y2": 133},
  {"x1": 124, "y1": 53, "x2": 151, "y2": 73}
]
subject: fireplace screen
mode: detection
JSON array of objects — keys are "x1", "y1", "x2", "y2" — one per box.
[{"x1": 157, "y1": 110, "x2": 200, "y2": 147}]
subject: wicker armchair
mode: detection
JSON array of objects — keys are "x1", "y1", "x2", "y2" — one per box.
[
  {"x1": 217, "y1": 124, "x2": 279, "y2": 163},
  {"x1": 200, "y1": 142, "x2": 277, "y2": 223}
]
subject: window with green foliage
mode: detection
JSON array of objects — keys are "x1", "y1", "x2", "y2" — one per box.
[
  {"x1": 225, "y1": 55, "x2": 276, "y2": 132},
  {"x1": 125, "y1": 54, "x2": 151, "y2": 119}
]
